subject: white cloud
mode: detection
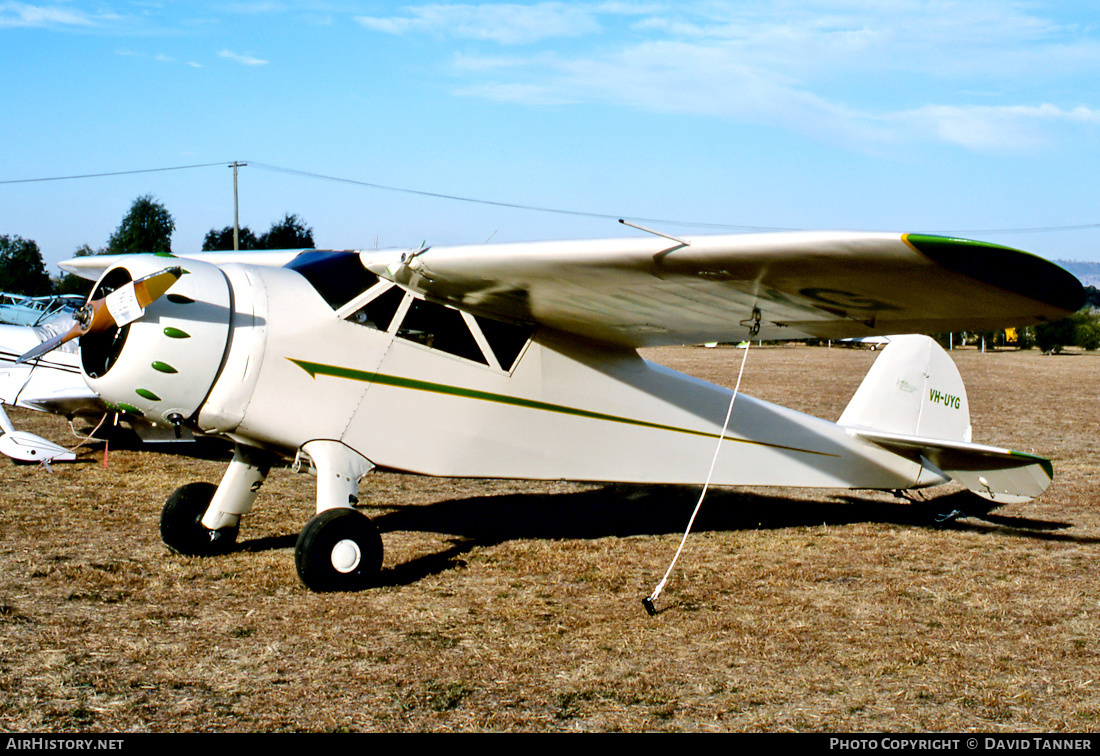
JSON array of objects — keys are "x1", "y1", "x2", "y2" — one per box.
[
  {"x1": 888, "y1": 103, "x2": 1100, "y2": 151},
  {"x1": 356, "y1": 2, "x2": 605, "y2": 45},
  {"x1": 415, "y1": 1, "x2": 1100, "y2": 151},
  {"x1": 0, "y1": 2, "x2": 100, "y2": 28},
  {"x1": 455, "y1": 40, "x2": 890, "y2": 147},
  {"x1": 115, "y1": 49, "x2": 203, "y2": 69},
  {"x1": 218, "y1": 49, "x2": 269, "y2": 66},
  {"x1": 356, "y1": 15, "x2": 415, "y2": 35}
]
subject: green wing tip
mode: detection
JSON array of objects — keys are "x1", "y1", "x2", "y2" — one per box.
[{"x1": 903, "y1": 234, "x2": 1085, "y2": 314}]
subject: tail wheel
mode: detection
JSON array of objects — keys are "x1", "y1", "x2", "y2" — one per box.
[
  {"x1": 160, "y1": 482, "x2": 239, "y2": 556},
  {"x1": 295, "y1": 508, "x2": 383, "y2": 592}
]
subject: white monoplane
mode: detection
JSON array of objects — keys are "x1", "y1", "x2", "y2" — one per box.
[{"x1": 49, "y1": 231, "x2": 1084, "y2": 592}]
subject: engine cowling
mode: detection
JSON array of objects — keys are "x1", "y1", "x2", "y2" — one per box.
[{"x1": 80, "y1": 255, "x2": 233, "y2": 430}]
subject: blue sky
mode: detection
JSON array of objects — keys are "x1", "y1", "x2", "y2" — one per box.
[{"x1": 2, "y1": 1, "x2": 1099, "y2": 272}]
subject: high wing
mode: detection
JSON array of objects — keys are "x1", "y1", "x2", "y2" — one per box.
[
  {"x1": 59, "y1": 249, "x2": 310, "y2": 281},
  {"x1": 367, "y1": 231, "x2": 1084, "y2": 347}
]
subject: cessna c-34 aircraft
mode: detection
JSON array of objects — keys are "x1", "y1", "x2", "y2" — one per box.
[{"x1": 34, "y1": 230, "x2": 1084, "y2": 592}]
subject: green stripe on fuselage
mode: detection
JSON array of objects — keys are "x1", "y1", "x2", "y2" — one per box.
[{"x1": 288, "y1": 358, "x2": 837, "y2": 458}]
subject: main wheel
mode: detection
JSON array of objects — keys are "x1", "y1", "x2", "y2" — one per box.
[
  {"x1": 295, "y1": 508, "x2": 383, "y2": 592},
  {"x1": 161, "y1": 482, "x2": 239, "y2": 556}
]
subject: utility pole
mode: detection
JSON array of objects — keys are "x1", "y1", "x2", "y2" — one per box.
[{"x1": 229, "y1": 161, "x2": 247, "y2": 251}]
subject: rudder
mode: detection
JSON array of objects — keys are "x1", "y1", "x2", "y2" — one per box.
[
  {"x1": 838, "y1": 334, "x2": 971, "y2": 443},
  {"x1": 838, "y1": 334, "x2": 1051, "y2": 504}
]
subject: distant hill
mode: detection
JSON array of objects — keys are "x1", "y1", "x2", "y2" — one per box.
[{"x1": 1057, "y1": 260, "x2": 1100, "y2": 288}]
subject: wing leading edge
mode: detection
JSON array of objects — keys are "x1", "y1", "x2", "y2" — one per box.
[{"x1": 367, "y1": 231, "x2": 1084, "y2": 348}]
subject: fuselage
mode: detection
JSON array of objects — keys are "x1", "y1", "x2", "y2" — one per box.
[{"x1": 81, "y1": 255, "x2": 944, "y2": 492}]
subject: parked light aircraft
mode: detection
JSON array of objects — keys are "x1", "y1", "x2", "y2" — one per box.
[
  {"x1": 0, "y1": 293, "x2": 83, "y2": 327},
  {"x1": 47, "y1": 231, "x2": 1084, "y2": 592},
  {"x1": 0, "y1": 315, "x2": 95, "y2": 462},
  {"x1": 838, "y1": 335, "x2": 892, "y2": 350},
  {"x1": 0, "y1": 314, "x2": 201, "y2": 462}
]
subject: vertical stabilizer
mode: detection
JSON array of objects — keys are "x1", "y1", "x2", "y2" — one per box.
[
  {"x1": 838, "y1": 334, "x2": 971, "y2": 443},
  {"x1": 839, "y1": 335, "x2": 1051, "y2": 504}
]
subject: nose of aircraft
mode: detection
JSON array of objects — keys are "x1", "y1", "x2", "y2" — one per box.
[{"x1": 79, "y1": 255, "x2": 234, "y2": 433}]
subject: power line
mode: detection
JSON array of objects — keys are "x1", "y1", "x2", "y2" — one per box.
[
  {"x1": 246, "y1": 163, "x2": 1100, "y2": 236},
  {"x1": 0, "y1": 162, "x2": 231, "y2": 185},
  {"x1": 935, "y1": 223, "x2": 1100, "y2": 235},
  {"x1": 2, "y1": 159, "x2": 785, "y2": 231},
  {"x1": 251, "y1": 163, "x2": 1100, "y2": 235},
  {"x1": 4, "y1": 159, "x2": 1099, "y2": 236},
  {"x1": 246, "y1": 162, "x2": 787, "y2": 232}
]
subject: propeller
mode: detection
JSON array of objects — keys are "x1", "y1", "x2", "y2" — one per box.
[{"x1": 17, "y1": 266, "x2": 182, "y2": 365}]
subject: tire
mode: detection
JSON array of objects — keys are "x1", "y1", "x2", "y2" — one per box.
[
  {"x1": 160, "y1": 482, "x2": 238, "y2": 556},
  {"x1": 295, "y1": 508, "x2": 383, "y2": 592}
]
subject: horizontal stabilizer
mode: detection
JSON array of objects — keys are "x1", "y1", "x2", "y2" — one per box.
[
  {"x1": 0, "y1": 431, "x2": 76, "y2": 463},
  {"x1": 840, "y1": 334, "x2": 1052, "y2": 503},
  {"x1": 850, "y1": 429, "x2": 1053, "y2": 504}
]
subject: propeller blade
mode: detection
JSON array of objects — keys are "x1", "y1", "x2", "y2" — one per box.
[
  {"x1": 15, "y1": 324, "x2": 83, "y2": 364},
  {"x1": 15, "y1": 266, "x2": 182, "y2": 364},
  {"x1": 134, "y1": 266, "x2": 183, "y2": 307},
  {"x1": 105, "y1": 266, "x2": 183, "y2": 328}
]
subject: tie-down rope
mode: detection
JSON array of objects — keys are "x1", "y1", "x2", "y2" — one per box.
[{"x1": 643, "y1": 339, "x2": 751, "y2": 615}]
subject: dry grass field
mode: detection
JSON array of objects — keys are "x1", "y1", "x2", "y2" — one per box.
[{"x1": 0, "y1": 343, "x2": 1097, "y2": 733}]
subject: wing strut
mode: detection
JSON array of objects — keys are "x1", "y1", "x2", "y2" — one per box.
[{"x1": 642, "y1": 340, "x2": 751, "y2": 616}]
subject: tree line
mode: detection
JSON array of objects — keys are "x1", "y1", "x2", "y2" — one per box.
[
  {"x1": 950, "y1": 286, "x2": 1100, "y2": 353},
  {"x1": 2, "y1": 195, "x2": 315, "y2": 297},
  {"x1": 201, "y1": 214, "x2": 314, "y2": 252}
]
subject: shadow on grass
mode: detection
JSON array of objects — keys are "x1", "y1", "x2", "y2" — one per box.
[
  {"x1": 372, "y1": 484, "x2": 1082, "y2": 540},
  {"x1": 235, "y1": 483, "x2": 1095, "y2": 588}
]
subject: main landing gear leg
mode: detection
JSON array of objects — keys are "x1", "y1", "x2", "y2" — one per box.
[
  {"x1": 293, "y1": 440, "x2": 382, "y2": 592},
  {"x1": 202, "y1": 443, "x2": 274, "y2": 531},
  {"x1": 160, "y1": 444, "x2": 273, "y2": 556}
]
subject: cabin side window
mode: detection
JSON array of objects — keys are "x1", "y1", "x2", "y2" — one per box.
[
  {"x1": 346, "y1": 285, "x2": 406, "y2": 332},
  {"x1": 396, "y1": 298, "x2": 487, "y2": 365},
  {"x1": 475, "y1": 315, "x2": 532, "y2": 372},
  {"x1": 345, "y1": 285, "x2": 534, "y2": 371}
]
